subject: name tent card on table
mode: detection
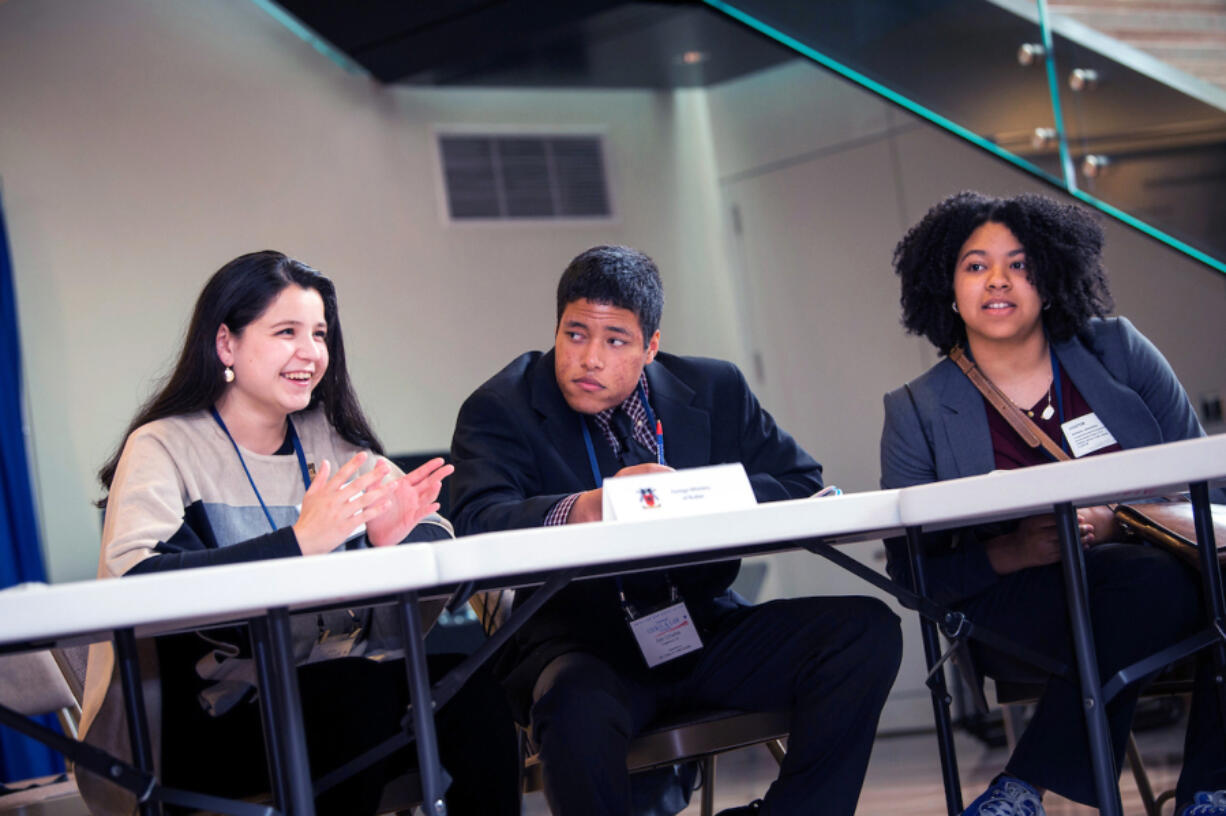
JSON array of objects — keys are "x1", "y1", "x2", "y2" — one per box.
[{"x1": 601, "y1": 463, "x2": 756, "y2": 521}]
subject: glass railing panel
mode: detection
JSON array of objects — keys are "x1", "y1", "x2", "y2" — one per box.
[
  {"x1": 706, "y1": 0, "x2": 1064, "y2": 182},
  {"x1": 707, "y1": 0, "x2": 1226, "y2": 273},
  {"x1": 1042, "y1": 5, "x2": 1226, "y2": 265},
  {"x1": 1047, "y1": 0, "x2": 1226, "y2": 95}
]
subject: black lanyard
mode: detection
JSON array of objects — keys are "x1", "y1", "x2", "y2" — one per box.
[{"x1": 210, "y1": 407, "x2": 311, "y2": 532}]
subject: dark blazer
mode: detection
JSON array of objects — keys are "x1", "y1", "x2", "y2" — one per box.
[
  {"x1": 450, "y1": 349, "x2": 822, "y2": 713},
  {"x1": 880, "y1": 316, "x2": 1211, "y2": 606}
]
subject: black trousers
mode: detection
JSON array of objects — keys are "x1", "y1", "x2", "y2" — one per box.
[
  {"x1": 528, "y1": 596, "x2": 902, "y2": 816},
  {"x1": 962, "y1": 542, "x2": 1226, "y2": 807},
  {"x1": 160, "y1": 651, "x2": 520, "y2": 816}
]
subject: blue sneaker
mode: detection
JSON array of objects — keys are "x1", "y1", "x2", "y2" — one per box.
[
  {"x1": 962, "y1": 775, "x2": 1045, "y2": 816},
  {"x1": 1184, "y1": 790, "x2": 1226, "y2": 815}
]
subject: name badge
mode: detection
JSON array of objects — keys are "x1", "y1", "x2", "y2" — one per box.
[
  {"x1": 628, "y1": 600, "x2": 704, "y2": 668},
  {"x1": 1061, "y1": 412, "x2": 1118, "y2": 458},
  {"x1": 602, "y1": 463, "x2": 755, "y2": 521},
  {"x1": 305, "y1": 628, "x2": 362, "y2": 664}
]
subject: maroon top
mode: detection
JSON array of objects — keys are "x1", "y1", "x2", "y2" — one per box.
[{"x1": 987, "y1": 365, "x2": 1122, "y2": 470}]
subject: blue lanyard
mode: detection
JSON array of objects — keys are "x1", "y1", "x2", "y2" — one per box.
[
  {"x1": 1049, "y1": 347, "x2": 1070, "y2": 455},
  {"x1": 579, "y1": 382, "x2": 664, "y2": 487},
  {"x1": 576, "y1": 383, "x2": 674, "y2": 613},
  {"x1": 210, "y1": 407, "x2": 311, "y2": 532}
]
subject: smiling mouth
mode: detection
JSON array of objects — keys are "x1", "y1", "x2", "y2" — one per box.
[
  {"x1": 983, "y1": 302, "x2": 1015, "y2": 311},
  {"x1": 282, "y1": 372, "x2": 314, "y2": 383}
]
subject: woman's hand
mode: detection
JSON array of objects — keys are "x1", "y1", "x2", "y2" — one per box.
[
  {"x1": 293, "y1": 453, "x2": 396, "y2": 556},
  {"x1": 985, "y1": 512, "x2": 1096, "y2": 574},
  {"x1": 1078, "y1": 505, "x2": 1119, "y2": 545},
  {"x1": 365, "y1": 457, "x2": 455, "y2": 547}
]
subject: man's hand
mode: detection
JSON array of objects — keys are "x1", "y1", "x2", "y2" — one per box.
[{"x1": 568, "y1": 463, "x2": 674, "y2": 524}]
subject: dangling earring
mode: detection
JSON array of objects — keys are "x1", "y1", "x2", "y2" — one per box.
[
  {"x1": 224, "y1": 366, "x2": 235, "y2": 383},
  {"x1": 951, "y1": 301, "x2": 959, "y2": 314}
]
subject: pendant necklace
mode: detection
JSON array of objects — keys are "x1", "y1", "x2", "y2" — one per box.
[{"x1": 1025, "y1": 382, "x2": 1055, "y2": 421}]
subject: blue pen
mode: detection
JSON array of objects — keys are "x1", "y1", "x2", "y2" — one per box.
[{"x1": 655, "y1": 419, "x2": 665, "y2": 465}]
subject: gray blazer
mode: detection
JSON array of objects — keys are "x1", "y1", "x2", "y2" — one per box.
[{"x1": 880, "y1": 316, "x2": 1208, "y2": 604}]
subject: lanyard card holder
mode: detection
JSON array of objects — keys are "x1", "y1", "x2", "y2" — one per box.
[
  {"x1": 628, "y1": 600, "x2": 704, "y2": 668},
  {"x1": 620, "y1": 578, "x2": 703, "y2": 668}
]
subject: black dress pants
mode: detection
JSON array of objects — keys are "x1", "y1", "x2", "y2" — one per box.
[
  {"x1": 962, "y1": 542, "x2": 1226, "y2": 807},
  {"x1": 160, "y1": 651, "x2": 520, "y2": 816},
  {"x1": 528, "y1": 595, "x2": 902, "y2": 816}
]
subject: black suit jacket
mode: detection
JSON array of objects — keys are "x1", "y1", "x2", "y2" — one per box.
[{"x1": 450, "y1": 350, "x2": 822, "y2": 713}]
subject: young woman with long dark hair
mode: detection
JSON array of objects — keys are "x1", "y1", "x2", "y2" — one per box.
[{"x1": 80, "y1": 250, "x2": 518, "y2": 815}]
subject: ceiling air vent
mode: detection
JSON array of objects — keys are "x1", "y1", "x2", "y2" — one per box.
[{"x1": 438, "y1": 134, "x2": 611, "y2": 221}]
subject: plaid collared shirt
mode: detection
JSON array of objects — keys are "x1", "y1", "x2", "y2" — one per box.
[{"x1": 544, "y1": 372, "x2": 658, "y2": 525}]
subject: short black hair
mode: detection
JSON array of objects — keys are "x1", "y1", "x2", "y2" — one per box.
[
  {"x1": 893, "y1": 191, "x2": 1114, "y2": 353},
  {"x1": 556, "y1": 245, "x2": 664, "y2": 344}
]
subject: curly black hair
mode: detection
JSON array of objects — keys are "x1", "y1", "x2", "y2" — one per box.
[{"x1": 893, "y1": 191, "x2": 1114, "y2": 353}]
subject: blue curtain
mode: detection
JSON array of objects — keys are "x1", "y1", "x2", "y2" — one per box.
[{"x1": 0, "y1": 188, "x2": 64, "y2": 782}]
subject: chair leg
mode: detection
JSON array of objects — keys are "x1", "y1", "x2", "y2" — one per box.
[
  {"x1": 701, "y1": 755, "x2": 717, "y2": 816},
  {"x1": 1125, "y1": 733, "x2": 1160, "y2": 816},
  {"x1": 907, "y1": 527, "x2": 964, "y2": 816}
]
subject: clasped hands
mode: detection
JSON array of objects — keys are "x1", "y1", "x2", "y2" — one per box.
[
  {"x1": 985, "y1": 505, "x2": 1120, "y2": 575},
  {"x1": 292, "y1": 453, "x2": 454, "y2": 555}
]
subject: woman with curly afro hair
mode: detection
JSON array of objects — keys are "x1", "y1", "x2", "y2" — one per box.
[{"x1": 880, "y1": 191, "x2": 1225, "y2": 816}]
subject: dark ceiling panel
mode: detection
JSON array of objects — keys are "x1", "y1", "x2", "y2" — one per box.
[
  {"x1": 270, "y1": 0, "x2": 793, "y2": 87},
  {"x1": 267, "y1": 0, "x2": 501, "y2": 53}
]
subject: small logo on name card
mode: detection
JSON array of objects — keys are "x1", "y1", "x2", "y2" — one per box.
[{"x1": 639, "y1": 488, "x2": 661, "y2": 509}]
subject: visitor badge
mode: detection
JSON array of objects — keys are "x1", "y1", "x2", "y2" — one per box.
[
  {"x1": 1061, "y1": 412, "x2": 1118, "y2": 458},
  {"x1": 628, "y1": 600, "x2": 704, "y2": 668},
  {"x1": 306, "y1": 628, "x2": 362, "y2": 664}
]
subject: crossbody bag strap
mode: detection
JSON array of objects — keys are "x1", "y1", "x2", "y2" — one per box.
[{"x1": 948, "y1": 345, "x2": 1069, "y2": 463}]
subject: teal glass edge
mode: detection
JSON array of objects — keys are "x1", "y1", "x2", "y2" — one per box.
[
  {"x1": 1035, "y1": 0, "x2": 1078, "y2": 193},
  {"x1": 703, "y1": 0, "x2": 1226, "y2": 276},
  {"x1": 248, "y1": 0, "x2": 369, "y2": 77}
]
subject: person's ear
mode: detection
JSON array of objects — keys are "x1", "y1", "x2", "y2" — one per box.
[
  {"x1": 645, "y1": 330, "x2": 660, "y2": 364},
  {"x1": 216, "y1": 324, "x2": 236, "y2": 368}
]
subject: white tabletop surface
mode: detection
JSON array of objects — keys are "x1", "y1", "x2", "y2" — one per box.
[
  {"x1": 432, "y1": 489, "x2": 903, "y2": 584},
  {"x1": 0, "y1": 541, "x2": 439, "y2": 646},
  {"x1": 898, "y1": 434, "x2": 1226, "y2": 530},
  {"x1": 0, "y1": 490, "x2": 903, "y2": 649},
  {"x1": 8, "y1": 435, "x2": 1218, "y2": 652}
]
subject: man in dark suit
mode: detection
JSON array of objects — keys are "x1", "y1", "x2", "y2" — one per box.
[{"x1": 450, "y1": 245, "x2": 901, "y2": 816}]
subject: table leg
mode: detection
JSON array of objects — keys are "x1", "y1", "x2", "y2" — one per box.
[
  {"x1": 398, "y1": 590, "x2": 447, "y2": 816},
  {"x1": 250, "y1": 609, "x2": 315, "y2": 815},
  {"x1": 906, "y1": 526, "x2": 963, "y2": 816},
  {"x1": 249, "y1": 616, "x2": 289, "y2": 810},
  {"x1": 1189, "y1": 481, "x2": 1226, "y2": 735},
  {"x1": 114, "y1": 627, "x2": 161, "y2": 816},
  {"x1": 1054, "y1": 501, "x2": 1122, "y2": 816}
]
